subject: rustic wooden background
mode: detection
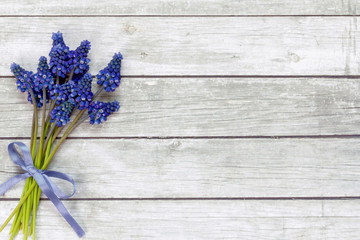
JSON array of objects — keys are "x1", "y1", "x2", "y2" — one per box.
[{"x1": 1, "y1": 1, "x2": 360, "y2": 239}]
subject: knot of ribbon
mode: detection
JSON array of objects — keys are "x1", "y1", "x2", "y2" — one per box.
[{"x1": 0, "y1": 142, "x2": 85, "y2": 238}]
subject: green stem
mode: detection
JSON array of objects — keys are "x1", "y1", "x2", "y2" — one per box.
[
  {"x1": 30, "y1": 128, "x2": 54, "y2": 238},
  {"x1": 29, "y1": 89, "x2": 38, "y2": 159},
  {"x1": 93, "y1": 85, "x2": 104, "y2": 100},
  {"x1": 30, "y1": 111, "x2": 35, "y2": 152},
  {"x1": 44, "y1": 100, "x2": 56, "y2": 132},
  {"x1": 23, "y1": 179, "x2": 33, "y2": 239},
  {"x1": 43, "y1": 119, "x2": 50, "y2": 140},
  {"x1": 21, "y1": 180, "x2": 30, "y2": 233},
  {"x1": 51, "y1": 126, "x2": 62, "y2": 144},
  {"x1": 0, "y1": 181, "x2": 35, "y2": 233},
  {"x1": 22, "y1": 88, "x2": 47, "y2": 238},
  {"x1": 9, "y1": 185, "x2": 26, "y2": 235},
  {"x1": 35, "y1": 88, "x2": 47, "y2": 167},
  {"x1": 9, "y1": 204, "x2": 23, "y2": 239},
  {"x1": 43, "y1": 110, "x2": 85, "y2": 169},
  {"x1": 29, "y1": 186, "x2": 41, "y2": 239},
  {"x1": 42, "y1": 126, "x2": 55, "y2": 164},
  {"x1": 45, "y1": 135, "x2": 53, "y2": 158}
]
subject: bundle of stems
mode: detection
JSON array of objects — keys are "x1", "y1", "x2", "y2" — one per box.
[{"x1": 0, "y1": 75, "x2": 103, "y2": 240}]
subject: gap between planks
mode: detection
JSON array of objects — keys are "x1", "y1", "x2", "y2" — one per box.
[
  {"x1": 2, "y1": 135, "x2": 360, "y2": 140},
  {"x1": 2, "y1": 75, "x2": 360, "y2": 79},
  {"x1": 1, "y1": 15, "x2": 360, "y2": 17},
  {"x1": 1, "y1": 197, "x2": 360, "y2": 201}
]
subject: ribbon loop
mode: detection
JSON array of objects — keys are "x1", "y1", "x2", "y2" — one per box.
[{"x1": 0, "y1": 142, "x2": 85, "y2": 238}]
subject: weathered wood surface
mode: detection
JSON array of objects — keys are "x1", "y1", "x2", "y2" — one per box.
[
  {"x1": 1, "y1": 138, "x2": 360, "y2": 198},
  {"x1": 0, "y1": 17, "x2": 359, "y2": 76},
  {"x1": 1, "y1": 200, "x2": 360, "y2": 240},
  {"x1": 1, "y1": 0, "x2": 359, "y2": 16},
  {"x1": 1, "y1": 1, "x2": 360, "y2": 239},
  {"x1": 1, "y1": 77, "x2": 360, "y2": 137}
]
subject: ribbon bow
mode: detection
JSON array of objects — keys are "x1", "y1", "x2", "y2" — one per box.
[{"x1": 0, "y1": 142, "x2": 85, "y2": 238}]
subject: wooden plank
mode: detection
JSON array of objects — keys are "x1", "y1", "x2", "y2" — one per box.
[
  {"x1": 0, "y1": 17, "x2": 358, "y2": 76},
  {"x1": 1, "y1": 77, "x2": 360, "y2": 137},
  {"x1": 1, "y1": 138, "x2": 360, "y2": 198},
  {"x1": 0, "y1": 0, "x2": 359, "y2": 16},
  {"x1": 0, "y1": 200, "x2": 359, "y2": 239}
]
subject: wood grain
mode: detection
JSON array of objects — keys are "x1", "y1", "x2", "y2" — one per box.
[
  {"x1": 1, "y1": 0, "x2": 359, "y2": 16},
  {"x1": 1, "y1": 1, "x2": 359, "y2": 239},
  {"x1": 1, "y1": 77, "x2": 360, "y2": 137},
  {"x1": 1, "y1": 200, "x2": 360, "y2": 239},
  {"x1": 1, "y1": 138, "x2": 360, "y2": 198},
  {"x1": 0, "y1": 17, "x2": 359, "y2": 76}
]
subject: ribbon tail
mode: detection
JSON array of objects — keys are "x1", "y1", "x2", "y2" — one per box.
[
  {"x1": 44, "y1": 189, "x2": 85, "y2": 237},
  {"x1": 0, "y1": 173, "x2": 30, "y2": 196},
  {"x1": 32, "y1": 172, "x2": 85, "y2": 237}
]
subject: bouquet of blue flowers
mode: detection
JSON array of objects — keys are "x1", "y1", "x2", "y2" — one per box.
[{"x1": 0, "y1": 31, "x2": 122, "y2": 239}]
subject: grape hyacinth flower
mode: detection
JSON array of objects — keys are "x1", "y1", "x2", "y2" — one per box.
[
  {"x1": 51, "y1": 31, "x2": 65, "y2": 47},
  {"x1": 51, "y1": 80, "x2": 77, "y2": 104},
  {"x1": 49, "y1": 44, "x2": 71, "y2": 78},
  {"x1": 96, "y1": 52, "x2": 123, "y2": 92},
  {"x1": 68, "y1": 73, "x2": 93, "y2": 110},
  {"x1": 26, "y1": 57, "x2": 55, "y2": 108},
  {"x1": 10, "y1": 63, "x2": 33, "y2": 93},
  {"x1": 33, "y1": 56, "x2": 54, "y2": 92},
  {"x1": 3, "y1": 31, "x2": 123, "y2": 240},
  {"x1": 50, "y1": 102, "x2": 74, "y2": 127},
  {"x1": 88, "y1": 101, "x2": 120, "y2": 124},
  {"x1": 70, "y1": 40, "x2": 91, "y2": 77}
]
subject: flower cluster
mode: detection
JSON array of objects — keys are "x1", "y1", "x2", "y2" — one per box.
[
  {"x1": 71, "y1": 40, "x2": 91, "y2": 77},
  {"x1": 68, "y1": 73, "x2": 93, "y2": 110},
  {"x1": 10, "y1": 63, "x2": 33, "y2": 93},
  {"x1": 50, "y1": 102, "x2": 74, "y2": 127},
  {"x1": 49, "y1": 42, "x2": 71, "y2": 79},
  {"x1": 33, "y1": 56, "x2": 54, "y2": 92},
  {"x1": 88, "y1": 101, "x2": 120, "y2": 124},
  {"x1": 10, "y1": 31, "x2": 122, "y2": 126},
  {"x1": 96, "y1": 52, "x2": 123, "y2": 92}
]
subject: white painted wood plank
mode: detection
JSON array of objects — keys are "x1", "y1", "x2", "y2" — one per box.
[
  {"x1": 0, "y1": 17, "x2": 358, "y2": 76},
  {"x1": 0, "y1": 0, "x2": 358, "y2": 15},
  {"x1": 1, "y1": 77, "x2": 360, "y2": 137},
  {"x1": 0, "y1": 138, "x2": 360, "y2": 198},
  {"x1": 0, "y1": 200, "x2": 359, "y2": 239}
]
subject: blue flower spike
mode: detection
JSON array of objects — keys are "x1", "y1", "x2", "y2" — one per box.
[
  {"x1": 52, "y1": 31, "x2": 65, "y2": 47},
  {"x1": 49, "y1": 44, "x2": 71, "y2": 78},
  {"x1": 50, "y1": 102, "x2": 74, "y2": 127},
  {"x1": 10, "y1": 63, "x2": 33, "y2": 93},
  {"x1": 68, "y1": 73, "x2": 94, "y2": 110},
  {"x1": 33, "y1": 56, "x2": 54, "y2": 92},
  {"x1": 51, "y1": 80, "x2": 76, "y2": 104},
  {"x1": 70, "y1": 40, "x2": 91, "y2": 77},
  {"x1": 96, "y1": 52, "x2": 123, "y2": 92},
  {"x1": 88, "y1": 101, "x2": 120, "y2": 124}
]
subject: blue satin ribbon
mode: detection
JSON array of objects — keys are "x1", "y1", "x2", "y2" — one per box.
[{"x1": 0, "y1": 142, "x2": 85, "y2": 238}]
